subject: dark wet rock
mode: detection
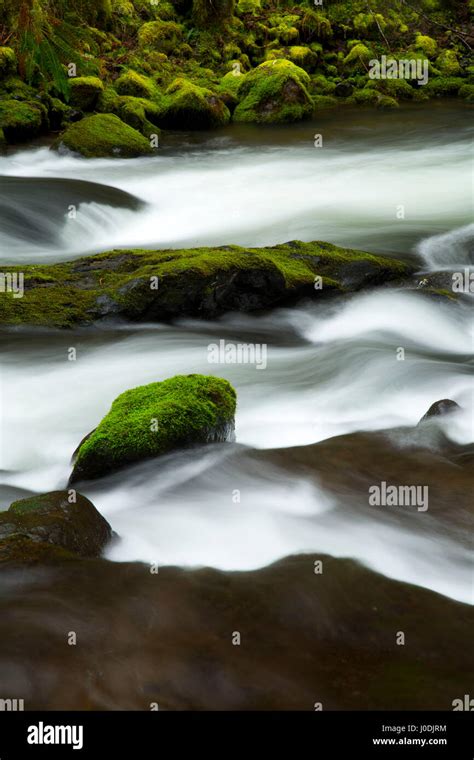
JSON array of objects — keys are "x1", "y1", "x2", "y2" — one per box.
[
  {"x1": 0, "y1": 491, "x2": 112, "y2": 558},
  {"x1": 418, "y1": 399, "x2": 461, "y2": 424},
  {"x1": 0, "y1": 552, "x2": 471, "y2": 709}
]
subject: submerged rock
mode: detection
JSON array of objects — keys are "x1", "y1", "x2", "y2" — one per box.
[
  {"x1": 0, "y1": 491, "x2": 112, "y2": 558},
  {"x1": 0, "y1": 241, "x2": 413, "y2": 329},
  {"x1": 69, "y1": 374, "x2": 237, "y2": 483},
  {"x1": 55, "y1": 113, "x2": 154, "y2": 158},
  {"x1": 0, "y1": 552, "x2": 471, "y2": 709}
]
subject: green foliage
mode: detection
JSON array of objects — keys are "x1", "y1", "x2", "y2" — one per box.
[{"x1": 192, "y1": 0, "x2": 235, "y2": 28}]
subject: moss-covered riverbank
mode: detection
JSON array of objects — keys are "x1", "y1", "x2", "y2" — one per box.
[
  {"x1": 0, "y1": 240, "x2": 413, "y2": 328},
  {"x1": 0, "y1": 1, "x2": 472, "y2": 152}
]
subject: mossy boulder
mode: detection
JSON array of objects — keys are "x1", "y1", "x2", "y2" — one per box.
[
  {"x1": 69, "y1": 76, "x2": 104, "y2": 111},
  {"x1": 0, "y1": 241, "x2": 413, "y2": 329},
  {"x1": 155, "y1": 78, "x2": 230, "y2": 129},
  {"x1": 0, "y1": 46, "x2": 17, "y2": 77},
  {"x1": 115, "y1": 69, "x2": 156, "y2": 99},
  {"x1": 288, "y1": 46, "x2": 318, "y2": 73},
  {"x1": 425, "y1": 76, "x2": 464, "y2": 97},
  {"x1": 69, "y1": 375, "x2": 237, "y2": 482},
  {"x1": 0, "y1": 99, "x2": 46, "y2": 143},
  {"x1": 56, "y1": 113, "x2": 154, "y2": 158},
  {"x1": 435, "y1": 49, "x2": 462, "y2": 77},
  {"x1": 414, "y1": 34, "x2": 437, "y2": 58},
  {"x1": 343, "y1": 42, "x2": 371, "y2": 71},
  {"x1": 138, "y1": 20, "x2": 183, "y2": 53},
  {"x1": 0, "y1": 491, "x2": 112, "y2": 558},
  {"x1": 236, "y1": 0, "x2": 261, "y2": 14},
  {"x1": 116, "y1": 96, "x2": 161, "y2": 138},
  {"x1": 459, "y1": 83, "x2": 474, "y2": 102},
  {"x1": 233, "y1": 59, "x2": 313, "y2": 124}
]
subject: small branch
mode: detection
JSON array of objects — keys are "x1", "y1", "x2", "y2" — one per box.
[{"x1": 366, "y1": 2, "x2": 392, "y2": 53}]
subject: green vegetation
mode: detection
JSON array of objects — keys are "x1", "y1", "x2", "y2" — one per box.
[
  {"x1": 55, "y1": 112, "x2": 154, "y2": 157},
  {"x1": 0, "y1": 1, "x2": 470, "y2": 147},
  {"x1": 70, "y1": 375, "x2": 237, "y2": 481},
  {"x1": 0, "y1": 241, "x2": 412, "y2": 329}
]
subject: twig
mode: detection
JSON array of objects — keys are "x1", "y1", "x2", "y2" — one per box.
[{"x1": 366, "y1": 2, "x2": 392, "y2": 53}]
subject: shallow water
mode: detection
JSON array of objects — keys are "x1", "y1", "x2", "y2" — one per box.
[{"x1": 0, "y1": 102, "x2": 472, "y2": 605}]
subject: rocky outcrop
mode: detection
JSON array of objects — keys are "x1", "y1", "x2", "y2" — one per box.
[{"x1": 0, "y1": 241, "x2": 413, "y2": 329}]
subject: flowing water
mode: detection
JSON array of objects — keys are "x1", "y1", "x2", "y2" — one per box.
[{"x1": 0, "y1": 102, "x2": 472, "y2": 604}]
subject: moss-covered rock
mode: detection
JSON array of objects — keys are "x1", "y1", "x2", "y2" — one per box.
[
  {"x1": 69, "y1": 375, "x2": 237, "y2": 482},
  {"x1": 116, "y1": 96, "x2": 161, "y2": 138},
  {"x1": 236, "y1": 0, "x2": 260, "y2": 14},
  {"x1": 288, "y1": 46, "x2": 317, "y2": 73},
  {"x1": 55, "y1": 113, "x2": 154, "y2": 157},
  {"x1": 459, "y1": 83, "x2": 474, "y2": 102},
  {"x1": 233, "y1": 59, "x2": 313, "y2": 124},
  {"x1": 0, "y1": 99, "x2": 46, "y2": 143},
  {"x1": 414, "y1": 33, "x2": 437, "y2": 58},
  {"x1": 69, "y1": 76, "x2": 104, "y2": 110},
  {"x1": 435, "y1": 49, "x2": 462, "y2": 77},
  {"x1": 0, "y1": 241, "x2": 413, "y2": 329},
  {"x1": 0, "y1": 491, "x2": 112, "y2": 558},
  {"x1": 425, "y1": 76, "x2": 464, "y2": 97},
  {"x1": 343, "y1": 42, "x2": 371, "y2": 71},
  {"x1": 115, "y1": 69, "x2": 156, "y2": 98},
  {"x1": 155, "y1": 78, "x2": 230, "y2": 129},
  {"x1": 138, "y1": 20, "x2": 183, "y2": 53},
  {"x1": 0, "y1": 46, "x2": 17, "y2": 76}
]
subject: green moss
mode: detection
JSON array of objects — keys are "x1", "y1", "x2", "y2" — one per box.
[
  {"x1": 414, "y1": 34, "x2": 437, "y2": 58},
  {"x1": 312, "y1": 94, "x2": 337, "y2": 109},
  {"x1": 310, "y1": 74, "x2": 336, "y2": 95},
  {"x1": 0, "y1": 535, "x2": 79, "y2": 565},
  {"x1": 425, "y1": 76, "x2": 464, "y2": 97},
  {"x1": 236, "y1": 0, "x2": 261, "y2": 14},
  {"x1": 0, "y1": 241, "x2": 411, "y2": 330},
  {"x1": 69, "y1": 76, "x2": 104, "y2": 110},
  {"x1": 138, "y1": 20, "x2": 183, "y2": 53},
  {"x1": 459, "y1": 84, "x2": 474, "y2": 102},
  {"x1": 70, "y1": 375, "x2": 237, "y2": 482},
  {"x1": 435, "y1": 49, "x2": 462, "y2": 77},
  {"x1": 56, "y1": 113, "x2": 154, "y2": 158},
  {"x1": 155, "y1": 77, "x2": 230, "y2": 129},
  {"x1": 0, "y1": 99, "x2": 46, "y2": 143},
  {"x1": 343, "y1": 43, "x2": 371, "y2": 70},
  {"x1": 218, "y1": 69, "x2": 246, "y2": 97},
  {"x1": 233, "y1": 59, "x2": 313, "y2": 124},
  {"x1": 115, "y1": 69, "x2": 156, "y2": 98},
  {"x1": 288, "y1": 46, "x2": 317, "y2": 73},
  {"x1": 0, "y1": 46, "x2": 16, "y2": 76},
  {"x1": 301, "y1": 10, "x2": 333, "y2": 40},
  {"x1": 116, "y1": 96, "x2": 161, "y2": 138},
  {"x1": 366, "y1": 77, "x2": 414, "y2": 99}
]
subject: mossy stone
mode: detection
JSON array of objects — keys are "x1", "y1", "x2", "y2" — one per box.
[
  {"x1": 414, "y1": 34, "x2": 437, "y2": 58},
  {"x1": 435, "y1": 49, "x2": 462, "y2": 77},
  {"x1": 155, "y1": 78, "x2": 230, "y2": 129},
  {"x1": 70, "y1": 375, "x2": 237, "y2": 482},
  {"x1": 138, "y1": 20, "x2": 183, "y2": 53},
  {"x1": 69, "y1": 76, "x2": 104, "y2": 110},
  {"x1": 0, "y1": 99, "x2": 46, "y2": 143},
  {"x1": 288, "y1": 46, "x2": 318, "y2": 73},
  {"x1": 425, "y1": 76, "x2": 464, "y2": 97},
  {"x1": 56, "y1": 113, "x2": 154, "y2": 158},
  {"x1": 233, "y1": 59, "x2": 313, "y2": 124},
  {"x1": 0, "y1": 46, "x2": 17, "y2": 76},
  {"x1": 0, "y1": 491, "x2": 112, "y2": 558},
  {"x1": 115, "y1": 69, "x2": 156, "y2": 98}
]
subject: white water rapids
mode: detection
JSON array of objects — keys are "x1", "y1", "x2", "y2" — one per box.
[{"x1": 0, "y1": 104, "x2": 472, "y2": 603}]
